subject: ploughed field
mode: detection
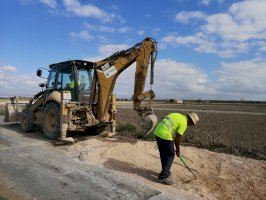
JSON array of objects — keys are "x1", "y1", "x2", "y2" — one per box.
[
  {"x1": 147, "y1": 102, "x2": 266, "y2": 113},
  {"x1": 116, "y1": 101, "x2": 266, "y2": 160}
]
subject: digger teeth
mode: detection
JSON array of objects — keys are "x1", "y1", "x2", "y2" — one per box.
[{"x1": 141, "y1": 114, "x2": 158, "y2": 137}]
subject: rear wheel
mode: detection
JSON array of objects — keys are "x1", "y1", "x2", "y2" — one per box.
[
  {"x1": 42, "y1": 102, "x2": 60, "y2": 140},
  {"x1": 20, "y1": 111, "x2": 35, "y2": 132}
]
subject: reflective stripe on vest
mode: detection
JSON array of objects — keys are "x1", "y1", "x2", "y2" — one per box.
[{"x1": 161, "y1": 116, "x2": 176, "y2": 137}]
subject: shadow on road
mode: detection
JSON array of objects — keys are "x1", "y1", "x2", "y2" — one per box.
[
  {"x1": 0, "y1": 122, "x2": 47, "y2": 142},
  {"x1": 103, "y1": 158, "x2": 158, "y2": 183}
]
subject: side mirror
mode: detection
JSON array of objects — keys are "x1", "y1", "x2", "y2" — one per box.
[
  {"x1": 37, "y1": 69, "x2": 42, "y2": 77},
  {"x1": 39, "y1": 83, "x2": 45, "y2": 88}
]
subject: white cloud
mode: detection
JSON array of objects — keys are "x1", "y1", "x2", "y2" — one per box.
[
  {"x1": 114, "y1": 58, "x2": 266, "y2": 100},
  {"x1": 162, "y1": 32, "x2": 250, "y2": 58},
  {"x1": 84, "y1": 23, "x2": 115, "y2": 33},
  {"x1": 137, "y1": 30, "x2": 145, "y2": 36},
  {"x1": 85, "y1": 43, "x2": 131, "y2": 61},
  {"x1": 152, "y1": 28, "x2": 161, "y2": 35},
  {"x1": 0, "y1": 65, "x2": 17, "y2": 72},
  {"x1": 84, "y1": 56, "x2": 104, "y2": 62},
  {"x1": 117, "y1": 27, "x2": 132, "y2": 33},
  {"x1": 97, "y1": 35, "x2": 111, "y2": 43},
  {"x1": 0, "y1": 74, "x2": 40, "y2": 96},
  {"x1": 175, "y1": 11, "x2": 207, "y2": 24},
  {"x1": 154, "y1": 59, "x2": 215, "y2": 97},
  {"x1": 167, "y1": 0, "x2": 266, "y2": 57},
  {"x1": 162, "y1": 32, "x2": 217, "y2": 54},
  {"x1": 98, "y1": 44, "x2": 130, "y2": 56},
  {"x1": 215, "y1": 59, "x2": 266, "y2": 99},
  {"x1": 162, "y1": 32, "x2": 204, "y2": 46},
  {"x1": 217, "y1": 41, "x2": 249, "y2": 57},
  {"x1": 84, "y1": 23, "x2": 131, "y2": 34},
  {"x1": 200, "y1": 0, "x2": 210, "y2": 6},
  {"x1": 114, "y1": 58, "x2": 215, "y2": 99},
  {"x1": 63, "y1": 0, "x2": 114, "y2": 22},
  {"x1": 39, "y1": 0, "x2": 57, "y2": 9},
  {"x1": 259, "y1": 46, "x2": 266, "y2": 52},
  {"x1": 70, "y1": 30, "x2": 93, "y2": 41},
  {"x1": 200, "y1": 0, "x2": 224, "y2": 6},
  {"x1": 203, "y1": 0, "x2": 266, "y2": 42},
  {"x1": 0, "y1": 65, "x2": 40, "y2": 97}
]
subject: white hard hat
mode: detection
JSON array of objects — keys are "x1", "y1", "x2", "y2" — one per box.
[{"x1": 187, "y1": 112, "x2": 199, "y2": 125}]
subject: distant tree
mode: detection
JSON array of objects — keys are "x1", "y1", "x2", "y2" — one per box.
[
  {"x1": 168, "y1": 98, "x2": 175, "y2": 103},
  {"x1": 195, "y1": 99, "x2": 202, "y2": 103}
]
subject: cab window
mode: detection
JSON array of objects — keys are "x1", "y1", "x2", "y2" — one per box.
[
  {"x1": 77, "y1": 68, "x2": 94, "y2": 101},
  {"x1": 47, "y1": 68, "x2": 57, "y2": 89},
  {"x1": 57, "y1": 67, "x2": 74, "y2": 90}
]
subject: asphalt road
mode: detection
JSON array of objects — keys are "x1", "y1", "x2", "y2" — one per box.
[{"x1": 0, "y1": 117, "x2": 170, "y2": 200}]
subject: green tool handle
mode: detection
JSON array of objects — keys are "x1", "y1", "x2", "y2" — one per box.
[{"x1": 179, "y1": 155, "x2": 197, "y2": 179}]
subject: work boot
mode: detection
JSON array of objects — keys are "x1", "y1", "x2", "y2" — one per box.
[
  {"x1": 158, "y1": 177, "x2": 174, "y2": 185},
  {"x1": 158, "y1": 172, "x2": 171, "y2": 179}
]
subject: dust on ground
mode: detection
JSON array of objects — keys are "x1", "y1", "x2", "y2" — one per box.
[{"x1": 67, "y1": 136, "x2": 266, "y2": 200}]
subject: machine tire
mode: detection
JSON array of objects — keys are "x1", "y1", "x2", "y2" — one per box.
[
  {"x1": 42, "y1": 102, "x2": 60, "y2": 140},
  {"x1": 20, "y1": 110, "x2": 35, "y2": 132}
]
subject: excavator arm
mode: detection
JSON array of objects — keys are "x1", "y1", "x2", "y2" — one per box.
[{"x1": 93, "y1": 37, "x2": 158, "y2": 135}]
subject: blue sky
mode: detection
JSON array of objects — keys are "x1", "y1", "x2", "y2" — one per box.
[{"x1": 0, "y1": 0, "x2": 266, "y2": 100}]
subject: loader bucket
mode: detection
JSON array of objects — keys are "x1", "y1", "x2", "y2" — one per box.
[
  {"x1": 141, "y1": 113, "x2": 158, "y2": 137},
  {"x1": 4, "y1": 101, "x2": 27, "y2": 123}
]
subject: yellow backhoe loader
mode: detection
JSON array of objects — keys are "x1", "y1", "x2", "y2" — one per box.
[{"x1": 4, "y1": 37, "x2": 158, "y2": 142}]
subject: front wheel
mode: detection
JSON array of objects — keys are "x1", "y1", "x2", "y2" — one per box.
[
  {"x1": 42, "y1": 102, "x2": 60, "y2": 140},
  {"x1": 20, "y1": 111, "x2": 35, "y2": 132}
]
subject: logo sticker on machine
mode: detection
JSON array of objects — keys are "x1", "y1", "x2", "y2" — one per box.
[
  {"x1": 103, "y1": 65, "x2": 117, "y2": 78},
  {"x1": 101, "y1": 63, "x2": 111, "y2": 71}
]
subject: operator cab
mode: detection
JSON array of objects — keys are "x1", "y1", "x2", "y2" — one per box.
[{"x1": 42, "y1": 60, "x2": 94, "y2": 102}]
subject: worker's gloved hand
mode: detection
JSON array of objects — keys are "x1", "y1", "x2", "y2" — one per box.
[{"x1": 176, "y1": 150, "x2": 180, "y2": 157}]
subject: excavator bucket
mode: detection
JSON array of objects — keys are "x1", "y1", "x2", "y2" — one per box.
[
  {"x1": 4, "y1": 97, "x2": 26, "y2": 123},
  {"x1": 141, "y1": 113, "x2": 158, "y2": 137}
]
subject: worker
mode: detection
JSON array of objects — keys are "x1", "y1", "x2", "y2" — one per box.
[
  {"x1": 65, "y1": 74, "x2": 76, "y2": 100},
  {"x1": 79, "y1": 74, "x2": 86, "y2": 91},
  {"x1": 68, "y1": 74, "x2": 75, "y2": 89},
  {"x1": 154, "y1": 112, "x2": 199, "y2": 185}
]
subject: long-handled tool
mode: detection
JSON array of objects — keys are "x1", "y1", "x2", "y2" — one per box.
[{"x1": 179, "y1": 155, "x2": 197, "y2": 180}]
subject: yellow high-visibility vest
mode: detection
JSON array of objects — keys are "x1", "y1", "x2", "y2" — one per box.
[
  {"x1": 154, "y1": 113, "x2": 188, "y2": 141},
  {"x1": 69, "y1": 81, "x2": 75, "y2": 89}
]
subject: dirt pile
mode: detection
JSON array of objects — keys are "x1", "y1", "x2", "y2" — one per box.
[{"x1": 68, "y1": 136, "x2": 266, "y2": 200}]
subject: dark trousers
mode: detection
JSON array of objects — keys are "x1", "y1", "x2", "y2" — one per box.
[{"x1": 156, "y1": 136, "x2": 175, "y2": 178}]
